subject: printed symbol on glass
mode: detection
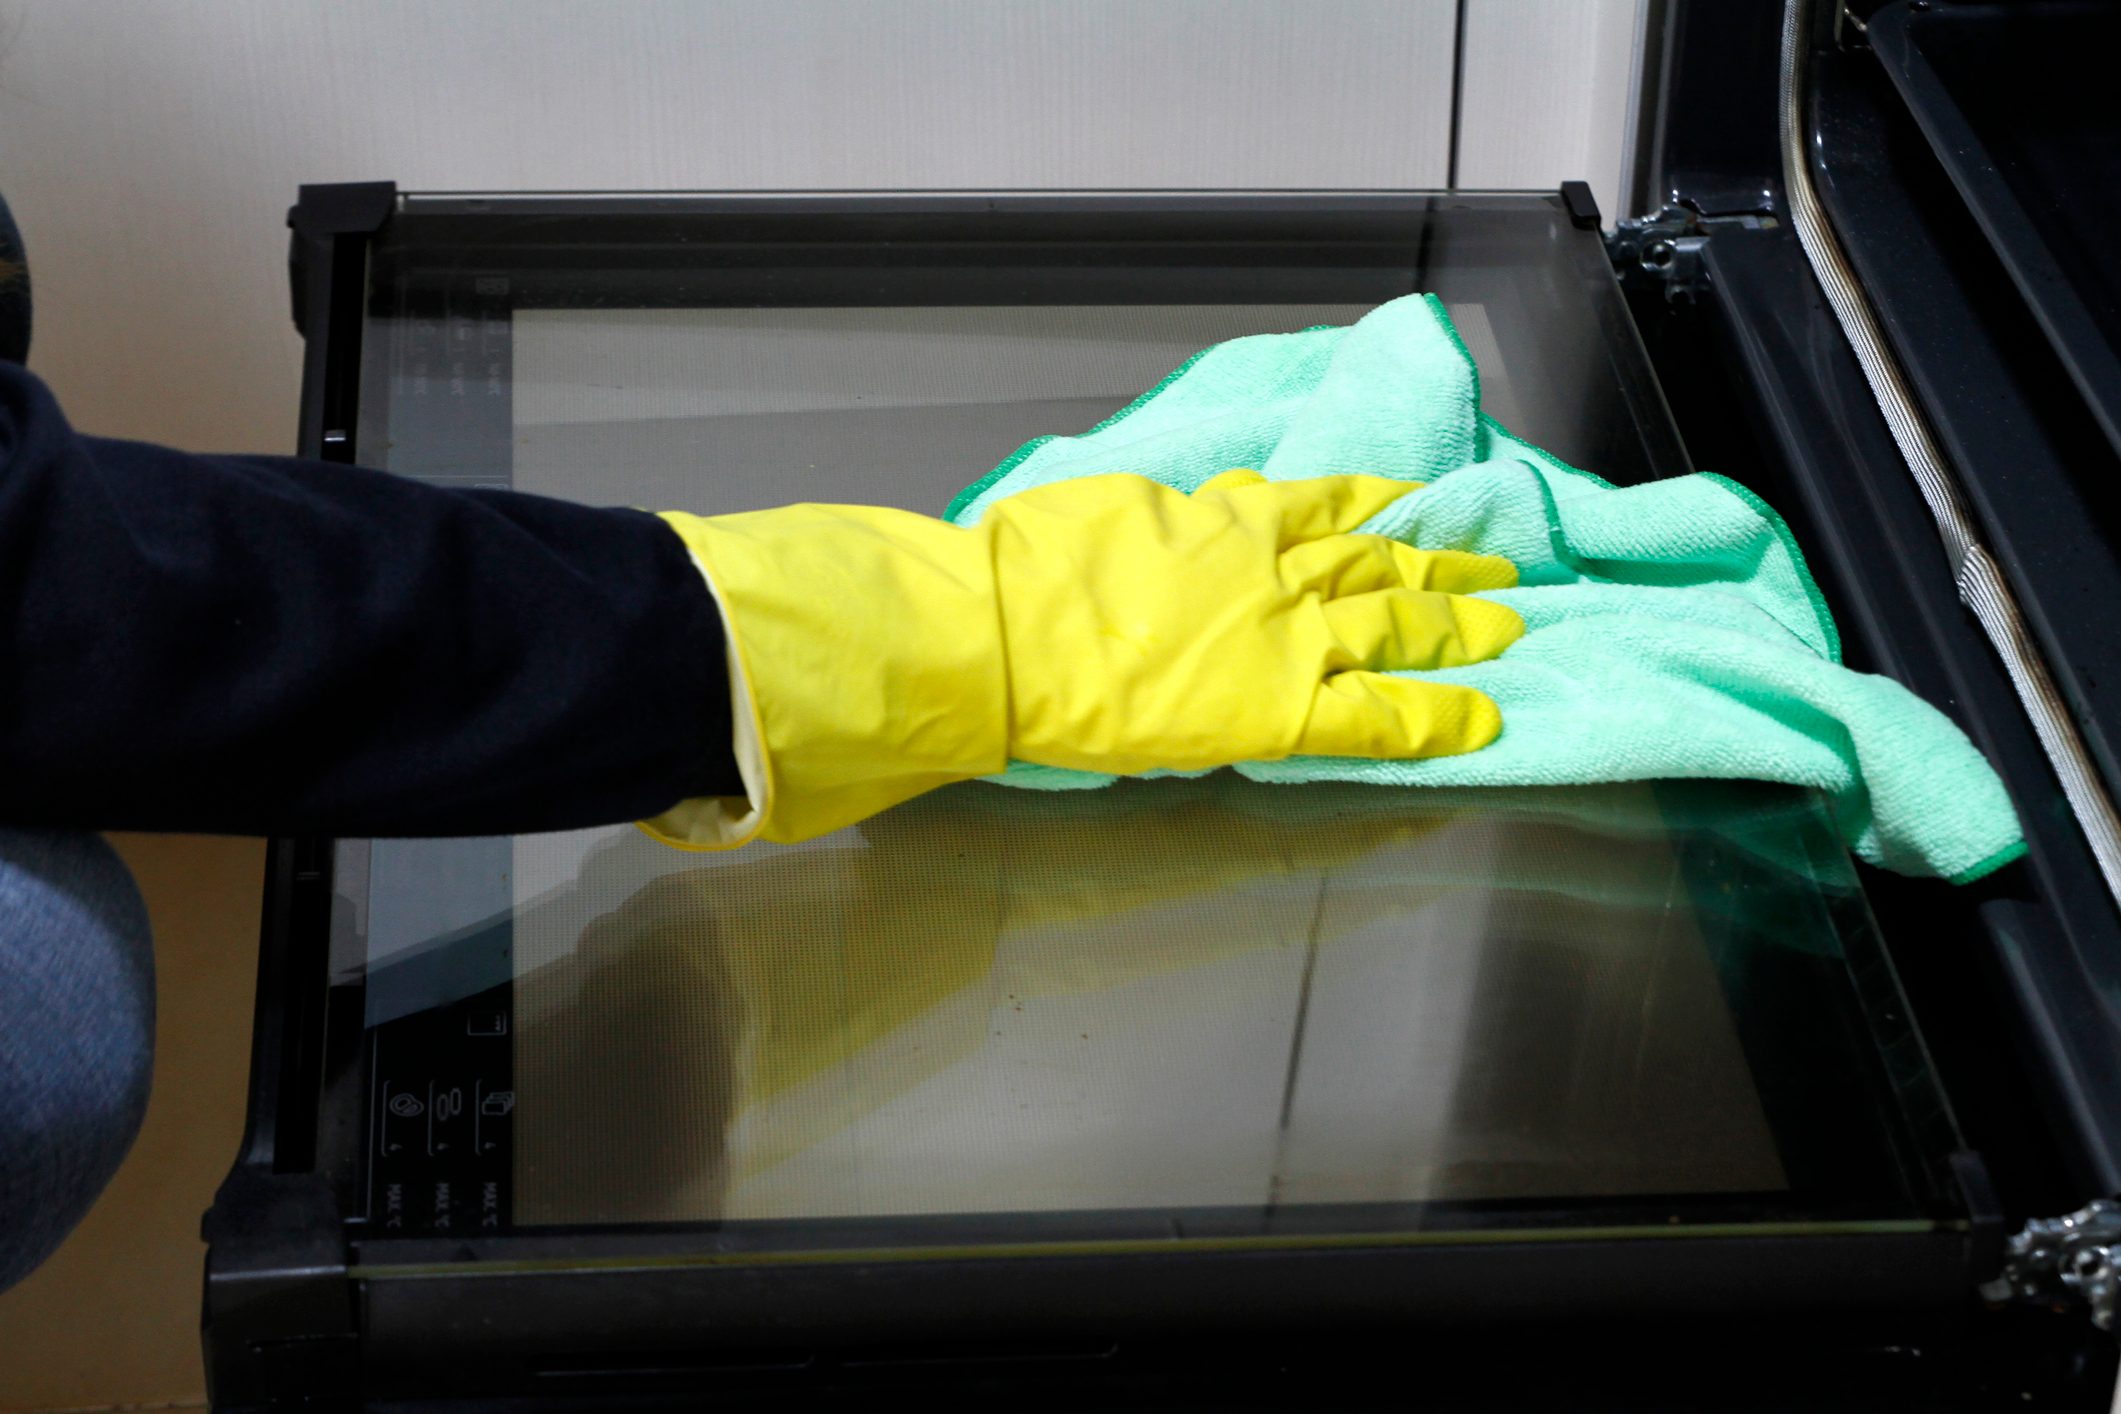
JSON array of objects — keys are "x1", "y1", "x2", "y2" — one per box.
[
  {"x1": 480, "y1": 1090, "x2": 515, "y2": 1117},
  {"x1": 431, "y1": 1086, "x2": 463, "y2": 1154},
  {"x1": 388, "y1": 1091, "x2": 424, "y2": 1118}
]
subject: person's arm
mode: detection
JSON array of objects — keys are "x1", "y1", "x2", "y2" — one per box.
[{"x1": 0, "y1": 360, "x2": 740, "y2": 836}]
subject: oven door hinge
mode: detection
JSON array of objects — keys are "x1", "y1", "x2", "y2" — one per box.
[
  {"x1": 1980, "y1": 1199, "x2": 2121, "y2": 1331},
  {"x1": 1608, "y1": 204, "x2": 1783, "y2": 303}
]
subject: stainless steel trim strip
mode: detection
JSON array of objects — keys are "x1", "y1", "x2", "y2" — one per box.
[{"x1": 1778, "y1": 0, "x2": 2121, "y2": 907}]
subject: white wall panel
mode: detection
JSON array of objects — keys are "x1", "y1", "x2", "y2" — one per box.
[
  {"x1": 0, "y1": 0, "x2": 1456, "y2": 452},
  {"x1": 1453, "y1": 0, "x2": 1648, "y2": 224}
]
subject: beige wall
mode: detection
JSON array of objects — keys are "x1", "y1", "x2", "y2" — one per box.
[{"x1": 1454, "y1": 0, "x2": 1649, "y2": 215}]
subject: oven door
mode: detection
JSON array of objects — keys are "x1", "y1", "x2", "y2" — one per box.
[{"x1": 205, "y1": 191, "x2": 1985, "y2": 1410}]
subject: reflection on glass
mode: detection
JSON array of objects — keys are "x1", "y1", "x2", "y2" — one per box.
[
  {"x1": 491, "y1": 778, "x2": 1853, "y2": 1226},
  {"x1": 506, "y1": 305, "x2": 1383, "y2": 516}
]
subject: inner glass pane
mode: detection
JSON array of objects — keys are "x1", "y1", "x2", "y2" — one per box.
[
  {"x1": 342, "y1": 198, "x2": 1955, "y2": 1245},
  {"x1": 512, "y1": 304, "x2": 1376, "y2": 512}
]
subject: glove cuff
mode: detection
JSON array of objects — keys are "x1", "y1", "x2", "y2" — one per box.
[{"x1": 642, "y1": 505, "x2": 1009, "y2": 847}]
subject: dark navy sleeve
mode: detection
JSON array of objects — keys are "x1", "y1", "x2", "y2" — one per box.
[{"x1": 0, "y1": 360, "x2": 741, "y2": 836}]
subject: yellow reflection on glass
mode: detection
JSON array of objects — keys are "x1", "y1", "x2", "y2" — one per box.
[{"x1": 511, "y1": 777, "x2": 1795, "y2": 1225}]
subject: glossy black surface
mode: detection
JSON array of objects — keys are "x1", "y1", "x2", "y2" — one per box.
[
  {"x1": 1811, "y1": 51, "x2": 2121, "y2": 827},
  {"x1": 1622, "y1": 0, "x2": 2121, "y2": 1205},
  {"x1": 1872, "y1": 1, "x2": 2121, "y2": 460},
  {"x1": 1674, "y1": 221, "x2": 2121, "y2": 1205}
]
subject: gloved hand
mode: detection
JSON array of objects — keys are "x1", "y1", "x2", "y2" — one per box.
[{"x1": 644, "y1": 469, "x2": 1523, "y2": 847}]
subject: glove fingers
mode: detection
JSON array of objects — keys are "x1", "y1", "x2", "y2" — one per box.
[
  {"x1": 1194, "y1": 471, "x2": 1423, "y2": 544},
  {"x1": 1282, "y1": 533, "x2": 1518, "y2": 597},
  {"x1": 1321, "y1": 589, "x2": 1524, "y2": 670},
  {"x1": 1296, "y1": 674, "x2": 1505, "y2": 759}
]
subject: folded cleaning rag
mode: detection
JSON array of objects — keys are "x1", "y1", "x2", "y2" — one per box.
[{"x1": 944, "y1": 293, "x2": 2025, "y2": 883}]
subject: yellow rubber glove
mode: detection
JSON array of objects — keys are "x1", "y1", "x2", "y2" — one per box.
[{"x1": 645, "y1": 469, "x2": 1523, "y2": 847}]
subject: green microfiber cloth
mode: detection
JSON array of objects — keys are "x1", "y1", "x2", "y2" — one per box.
[{"x1": 943, "y1": 293, "x2": 2025, "y2": 884}]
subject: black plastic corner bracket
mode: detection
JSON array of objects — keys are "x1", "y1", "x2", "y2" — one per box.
[
  {"x1": 286, "y1": 181, "x2": 396, "y2": 340},
  {"x1": 284, "y1": 182, "x2": 395, "y2": 459},
  {"x1": 1560, "y1": 180, "x2": 1602, "y2": 231},
  {"x1": 287, "y1": 181, "x2": 398, "y2": 240},
  {"x1": 201, "y1": 1167, "x2": 357, "y2": 1409}
]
